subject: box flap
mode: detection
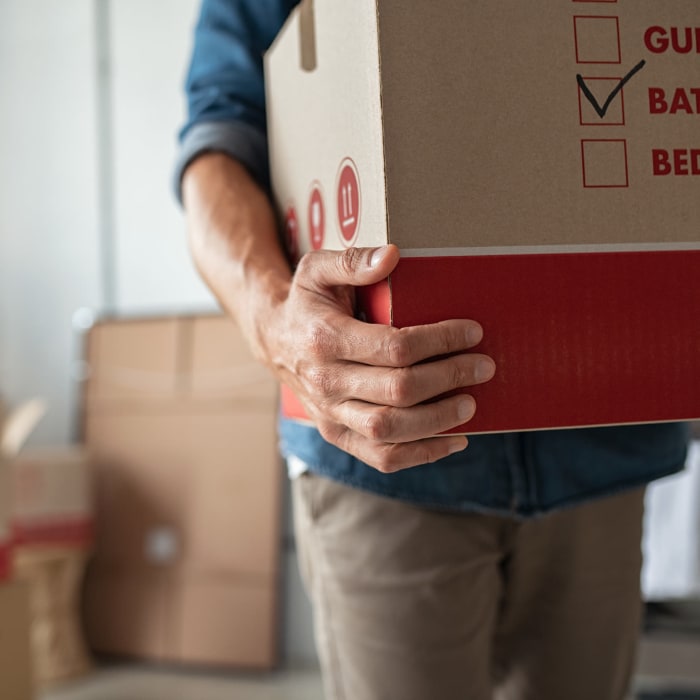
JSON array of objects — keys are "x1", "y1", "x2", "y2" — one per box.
[{"x1": 1, "y1": 399, "x2": 47, "y2": 459}]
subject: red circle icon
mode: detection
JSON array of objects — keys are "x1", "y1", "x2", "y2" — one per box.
[
  {"x1": 336, "y1": 158, "x2": 361, "y2": 245},
  {"x1": 284, "y1": 205, "x2": 299, "y2": 263},
  {"x1": 308, "y1": 184, "x2": 325, "y2": 250}
]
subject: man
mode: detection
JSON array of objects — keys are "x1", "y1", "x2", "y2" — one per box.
[{"x1": 175, "y1": 2, "x2": 689, "y2": 698}]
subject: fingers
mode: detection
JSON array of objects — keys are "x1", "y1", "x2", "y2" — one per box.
[
  {"x1": 337, "y1": 394, "x2": 476, "y2": 444},
  {"x1": 322, "y1": 424, "x2": 469, "y2": 474},
  {"x1": 296, "y1": 245, "x2": 401, "y2": 291},
  {"x1": 332, "y1": 318, "x2": 487, "y2": 367},
  {"x1": 300, "y1": 314, "x2": 487, "y2": 369},
  {"x1": 305, "y1": 352, "x2": 494, "y2": 412},
  {"x1": 278, "y1": 245, "x2": 498, "y2": 473}
]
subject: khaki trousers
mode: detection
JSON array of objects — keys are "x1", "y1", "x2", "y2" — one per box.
[{"x1": 293, "y1": 473, "x2": 645, "y2": 700}]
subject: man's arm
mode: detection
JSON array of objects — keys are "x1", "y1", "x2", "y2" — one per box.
[
  {"x1": 183, "y1": 153, "x2": 495, "y2": 472},
  {"x1": 178, "y1": 0, "x2": 495, "y2": 471}
]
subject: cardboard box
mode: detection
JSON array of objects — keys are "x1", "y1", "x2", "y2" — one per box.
[
  {"x1": 13, "y1": 548, "x2": 91, "y2": 687},
  {"x1": 1, "y1": 400, "x2": 48, "y2": 581},
  {"x1": 266, "y1": 1, "x2": 700, "y2": 433},
  {"x1": 12, "y1": 447, "x2": 92, "y2": 550},
  {"x1": 0, "y1": 449, "x2": 11, "y2": 582},
  {"x1": 84, "y1": 567, "x2": 277, "y2": 668},
  {"x1": 0, "y1": 581, "x2": 35, "y2": 700},
  {"x1": 82, "y1": 315, "x2": 282, "y2": 668}
]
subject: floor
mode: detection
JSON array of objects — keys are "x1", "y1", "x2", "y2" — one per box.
[
  {"x1": 41, "y1": 665, "x2": 324, "y2": 700},
  {"x1": 40, "y1": 623, "x2": 700, "y2": 700}
]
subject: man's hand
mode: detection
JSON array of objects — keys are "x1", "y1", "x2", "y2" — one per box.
[
  {"x1": 268, "y1": 245, "x2": 495, "y2": 472},
  {"x1": 183, "y1": 153, "x2": 495, "y2": 473}
]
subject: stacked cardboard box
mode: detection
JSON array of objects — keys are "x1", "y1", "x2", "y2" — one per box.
[
  {"x1": 0, "y1": 400, "x2": 37, "y2": 700},
  {"x1": 267, "y1": 0, "x2": 700, "y2": 433},
  {"x1": 13, "y1": 547, "x2": 91, "y2": 686},
  {"x1": 0, "y1": 581, "x2": 34, "y2": 700},
  {"x1": 82, "y1": 315, "x2": 282, "y2": 669}
]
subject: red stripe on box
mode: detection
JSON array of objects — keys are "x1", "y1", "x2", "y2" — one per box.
[
  {"x1": 0, "y1": 540, "x2": 12, "y2": 581},
  {"x1": 13, "y1": 517, "x2": 94, "y2": 549},
  {"x1": 281, "y1": 250, "x2": 700, "y2": 434},
  {"x1": 391, "y1": 250, "x2": 700, "y2": 433},
  {"x1": 280, "y1": 384, "x2": 309, "y2": 423}
]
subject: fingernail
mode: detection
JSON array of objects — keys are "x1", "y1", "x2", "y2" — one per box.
[
  {"x1": 457, "y1": 396, "x2": 475, "y2": 421},
  {"x1": 448, "y1": 437, "x2": 468, "y2": 455},
  {"x1": 467, "y1": 324, "x2": 483, "y2": 345},
  {"x1": 369, "y1": 246, "x2": 389, "y2": 268},
  {"x1": 475, "y1": 359, "x2": 495, "y2": 382}
]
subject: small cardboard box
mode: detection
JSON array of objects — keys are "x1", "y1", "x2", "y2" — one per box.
[
  {"x1": 12, "y1": 447, "x2": 92, "y2": 550},
  {"x1": 0, "y1": 580, "x2": 35, "y2": 700},
  {"x1": 82, "y1": 315, "x2": 282, "y2": 669},
  {"x1": 12, "y1": 548, "x2": 91, "y2": 687},
  {"x1": 1, "y1": 400, "x2": 93, "y2": 688},
  {"x1": 1, "y1": 400, "x2": 48, "y2": 581},
  {"x1": 0, "y1": 449, "x2": 11, "y2": 581},
  {"x1": 266, "y1": 1, "x2": 700, "y2": 433}
]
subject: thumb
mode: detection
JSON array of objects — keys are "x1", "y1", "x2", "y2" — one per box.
[{"x1": 302, "y1": 245, "x2": 400, "y2": 290}]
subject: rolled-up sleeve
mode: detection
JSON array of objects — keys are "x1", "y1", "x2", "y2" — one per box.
[{"x1": 174, "y1": 0, "x2": 298, "y2": 201}]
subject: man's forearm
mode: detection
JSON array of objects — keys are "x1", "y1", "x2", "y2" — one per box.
[
  {"x1": 181, "y1": 151, "x2": 495, "y2": 471},
  {"x1": 182, "y1": 152, "x2": 291, "y2": 365}
]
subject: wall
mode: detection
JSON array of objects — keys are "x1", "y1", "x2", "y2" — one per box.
[
  {"x1": 0, "y1": 0, "x2": 102, "y2": 444},
  {"x1": 0, "y1": 0, "x2": 316, "y2": 666}
]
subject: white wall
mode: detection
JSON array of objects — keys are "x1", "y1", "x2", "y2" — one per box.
[
  {"x1": 0, "y1": 0, "x2": 316, "y2": 667},
  {"x1": 0, "y1": 0, "x2": 102, "y2": 444},
  {"x1": 109, "y1": 0, "x2": 216, "y2": 313}
]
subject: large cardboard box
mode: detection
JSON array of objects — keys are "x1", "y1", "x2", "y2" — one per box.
[
  {"x1": 82, "y1": 315, "x2": 282, "y2": 669},
  {"x1": 0, "y1": 581, "x2": 34, "y2": 700},
  {"x1": 266, "y1": 1, "x2": 700, "y2": 433}
]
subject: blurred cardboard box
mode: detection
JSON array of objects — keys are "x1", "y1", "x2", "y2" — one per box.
[
  {"x1": 0, "y1": 581, "x2": 34, "y2": 700},
  {"x1": 266, "y1": 0, "x2": 700, "y2": 434},
  {"x1": 1, "y1": 399, "x2": 47, "y2": 581},
  {"x1": 1, "y1": 399, "x2": 93, "y2": 689},
  {"x1": 13, "y1": 547, "x2": 91, "y2": 687},
  {"x1": 12, "y1": 447, "x2": 92, "y2": 550},
  {"x1": 82, "y1": 315, "x2": 282, "y2": 669}
]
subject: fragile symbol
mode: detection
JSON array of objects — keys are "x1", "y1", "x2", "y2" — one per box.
[
  {"x1": 577, "y1": 59, "x2": 646, "y2": 119},
  {"x1": 336, "y1": 159, "x2": 361, "y2": 244}
]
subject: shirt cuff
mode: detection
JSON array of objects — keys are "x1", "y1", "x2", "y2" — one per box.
[{"x1": 173, "y1": 120, "x2": 269, "y2": 204}]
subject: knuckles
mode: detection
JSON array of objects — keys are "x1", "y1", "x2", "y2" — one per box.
[
  {"x1": 304, "y1": 321, "x2": 335, "y2": 361},
  {"x1": 383, "y1": 328, "x2": 415, "y2": 367},
  {"x1": 304, "y1": 365, "x2": 337, "y2": 398},
  {"x1": 385, "y1": 368, "x2": 416, "y2": 407},
  {"x1": 336, "y1": 247, "x2": 365, "y2": 278},
  {"x1": 362, "y1": 407, "x2": 396, "y2": 442}
]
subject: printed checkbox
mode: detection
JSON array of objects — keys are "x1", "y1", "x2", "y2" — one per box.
[
  {"x1": 581, "y1": 139, "x2": 628, "y2": 188},
  {"x1": 578, "y1": 77, "x2": 625, "y2": 125},
  {"x1": 574, "y1": 16, "x2": 621, "y2": 64}
]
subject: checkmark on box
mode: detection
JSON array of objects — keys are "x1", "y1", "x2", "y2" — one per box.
[
  {"x1": 581, "y1": 139, "x2": 629, "y2": 188},
  {"x1": 574, "y1": 16, "x2": 621, "y2": 64},
  {"x1": 578, "y1": 78, "x2": 625, "y2": 125}
]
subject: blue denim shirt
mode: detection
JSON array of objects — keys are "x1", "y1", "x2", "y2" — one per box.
[{"x1": 176, "y1": 0, "x2": 689, "y2": 518}]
